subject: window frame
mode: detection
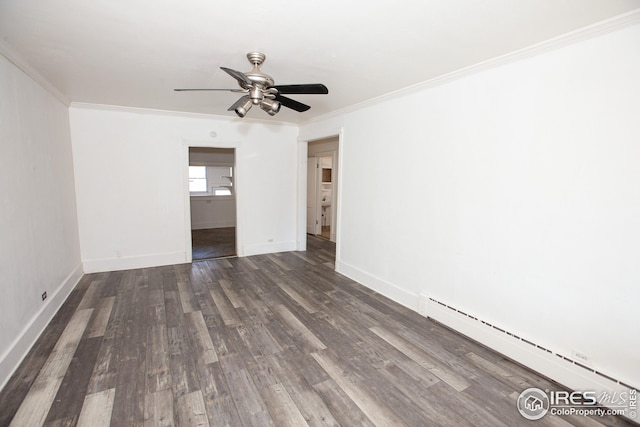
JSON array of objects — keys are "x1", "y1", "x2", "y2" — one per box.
[{"x1": 188, "y1": 163, "x2": 234, "y2": 198}]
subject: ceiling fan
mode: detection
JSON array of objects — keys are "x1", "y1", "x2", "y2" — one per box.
[{"x1": 175, "y1": 52, "x2": 328, "y2": 118}]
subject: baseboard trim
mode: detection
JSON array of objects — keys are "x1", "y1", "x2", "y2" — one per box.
[
  {"x1": 335, "y1": 260, "x2": 417, "y2": 310},
  {"x1": 82, "y1": 251, "x2": 187, "y2": 273},
  {"x1": 0, "y1": 263, "x2": 83, "y2": 391}
]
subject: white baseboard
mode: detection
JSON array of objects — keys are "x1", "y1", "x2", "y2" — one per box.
[
  {"x1": 335, "y1": 260, "x2": 417, "y2": 310},
  {"x1": 0, "y1": 263, "x2": 83, "y2": 391},
  {"x1": 82, "y1": 251, "x2": 187, "y2": 273},
  {"x1": 242, "y1": 240, "x2": 297, "y2": 257}
]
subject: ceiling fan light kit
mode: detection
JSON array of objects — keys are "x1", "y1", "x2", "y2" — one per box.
[{"x1": 175, "y1": 52, "x2": 328, "y2": 118}]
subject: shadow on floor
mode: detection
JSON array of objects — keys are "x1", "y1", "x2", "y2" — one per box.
[{"x1": 192, "y1": 227, "x2": 236, "y2": 260}]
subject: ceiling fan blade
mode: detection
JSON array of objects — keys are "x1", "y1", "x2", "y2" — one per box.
[
  {"x1": 227, "y1": 95, "x2": 250, "y2": 111},
  {"x1": 174, "y1": 88, "x2": 237, "y2": 91},
  {"x1": 269, "y1": 84, "x2": 328, "y2": 95},
  {"x1": 220, "y1": 67, "x2": 253, "y2": 87},
  {"x1": 274, "y1": 94, "x2": 311, "y2": 112}
]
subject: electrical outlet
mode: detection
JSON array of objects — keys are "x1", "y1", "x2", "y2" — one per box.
[
  {"x1": 41, "y1": 291, "x2": 47, "y2": 301},
  {"x1": 572, "y1": 349, "x2": 592, "y2": 366}
]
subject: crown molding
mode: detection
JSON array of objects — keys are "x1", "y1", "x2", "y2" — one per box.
[
  {"x1": 0, "y1": 39, "x2": 70, "y2": 106},
  {"x1": 69, "y1": 102, "x2": 297, "y2": 127},
  {"x1": 301, "y1": 8, "x2": 640, "y2": 126}
]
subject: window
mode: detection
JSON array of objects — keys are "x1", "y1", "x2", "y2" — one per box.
[
  {"x1": 189, "y1": 165, "x2": 233, "y2": 196},
  {"x1": 189, "y1": 166, "x2": 207, "y2": 192}
]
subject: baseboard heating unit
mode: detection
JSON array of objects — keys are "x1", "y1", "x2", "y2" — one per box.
[{"x1": 420, "y1": 295, "x2": 637, "y2": 421}]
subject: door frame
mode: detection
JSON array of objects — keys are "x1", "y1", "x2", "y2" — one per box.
[
  {"x1": 312, "y1": 152, "x2": 336, "y2": 240},
  {"x1": 297, "y1": 130, "x2": 343, "y2": 253},
  {"x1": 182, "y1": 139, "x2": 240, "y2": 262}
]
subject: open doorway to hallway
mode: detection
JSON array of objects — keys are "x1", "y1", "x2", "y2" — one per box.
[
  {"x1": 188, "y1": 147, "x2": 237, "y2": 260},
  {"x1": 307, "y1": 136, "x2": 339, "y2": 242}
]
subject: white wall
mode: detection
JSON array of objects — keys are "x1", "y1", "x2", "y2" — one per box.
[
  {"x1": 0, "y1": 54, "x2": 82, "y2": 389},
  {"x1": 190, "y1": 197, "x2": 236, "y2": 230},
  {"x1": 308, "y1": 136, "x2": 339, "y2": 156},
  {"x1": 302, "y1": 23, "x2": 640, "y2": 394},
  {"x1": 69, "y1": 105, "x2": 298, "y2": 271}
]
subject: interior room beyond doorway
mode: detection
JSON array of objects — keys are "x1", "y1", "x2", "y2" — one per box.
[
  {"x1": 307, "y1": 136, "x2": 338, "y2": 242},
  {"x1": 189, "y1": 147, "x2": 236, "y2": 260}
]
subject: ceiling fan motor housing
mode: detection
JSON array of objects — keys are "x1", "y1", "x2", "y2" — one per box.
[{"x1": 244, "y1": 52, "x2": 275, "y2": 89}]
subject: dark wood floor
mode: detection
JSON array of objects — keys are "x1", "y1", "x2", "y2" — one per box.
[
  {"x1": 192, "y1": 227, "x2": 236, "y2": 260},
  {"x1": 0, "y1": 236, "x2": 633, "y2": 426},
  {"x1": 320, "y1": 226, "x2": 330, "y2": 240}
]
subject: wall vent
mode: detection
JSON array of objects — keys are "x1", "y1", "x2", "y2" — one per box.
[{"x1": 427, "y1": 297, "x2": 636, "y2": 390}]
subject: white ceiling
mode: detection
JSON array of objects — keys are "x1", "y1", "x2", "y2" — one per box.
[{"x1": 1, "y1": 0, "x2": 639, "y2": 123}]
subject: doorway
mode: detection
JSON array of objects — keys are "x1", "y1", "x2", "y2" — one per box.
[
  {"x1": 188, "y1": 147, "x2": 237, "y2": 260},
  {"x1": 307, "y1": 137, "x2": 339, "y2": 242}
]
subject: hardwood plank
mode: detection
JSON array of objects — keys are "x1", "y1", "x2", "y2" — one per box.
[
  {"x1": 369, "y1": 325, "x2": 471, "y2": 392},
  {"x1": 272, "y1": 304, "x2": 326, "y2": 351},
  {"x1": 234, "y1": 321, "x2": 283, "y2": 357},
  {"x1": 43, "y1": 416, "x2": 77, "y2": 427},
  {"x1": 85, "y1": 334, "x2": 118, "y2": 394},
  {"x1": 272, "y1": 348, "x2": 331, "y2": 388},
  {"x1": 260, "y1": 383, "x2": 309, "y2": 427},
  {"x1": 110, "y1": 367, "x2": 146, "y2": 427},
  {"x1": 76, "y1": 388, "x2": 115, "y2": 427},
  {"x1": 218, "y1": 278, "x2": 244, "y2": 308},
  {"x1": 275, "y1": 281, "x2": 319, "y2": 313},
  {"x1": 163, "y1": 290, "x2": 183, "y2": 329},
  {"x1": 76, "y1": 280, "x2": 101, "y2": 310},
  {"x1": 204, "y1": 395, "x2": 243, "y2": 427},
  {"x1": 385, "y1": 320, "x2": 484, "y2": 382},
  {"x1": 312, "y1": 379, "x2": 375, "y2": 427},
  {"x1": 44, "y1": 336, "x2": 103, "y2": 423},
  {"x1": 176, "y1": 390, "x2": 210, "y2": 427},
  {"x1": 9, "y1": 377, "x2": 64, "y2": 427},
  {"x1": 168, "y1": 326, "x2": 201, "y2": 397},
  {"x1": 224, "y1": 368, "x2": 275, "y2": 427},
  {"x1": 145, "y1": 323, "x2": 171, "y2": 393},
  {"x1": 311, "y1": 350, "x2": 406, "y2": 426},
  {"x1": 177, "y1": 279, "x2": 199, "y2": 314},
  {"x1": 86, "y1": 296, "x2": 115, "y2": 338},
  {"x1": 147, "y1": 288, "x2": 166, "y2": 325},
  {"x1": 290, "y1": 249, "x2": 319, "y2": 266},
  {"x1": 265, "y1": 253, "x2": 293, "y2": 271},
  {"x1": 209, "y1": 289, "x2": 241, "y2": 326},
  {"x1": 197, "y1": 361, "x2": 231, "y2": 400},
  {"x1": 375, "y1": 363, "x2": 468, "y2": 425},
  {"x1": 185, "y1": 311, "x2": 218, "y2": 364},
  {"x1": 321, "y1": 343, "x2": 449, "y2": 427},
  {"x1": 9, "y1": 309, "x2": 93, "y2": 427},
  {"x1": 466, "y1": 351, "x2": 534, "y2": 390},
  {"x1": 144, "y1": 389, "x2": 174, "y2": 427},
  {"x1": 265, "y1": 353, "x2": 339, "y2": 427},
  {"x1": 110, "y1": 270, "x2": 148, "y2": 427},
  {"x1": 232, "y1": 255, "x2": 260, "y2": 271}
]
